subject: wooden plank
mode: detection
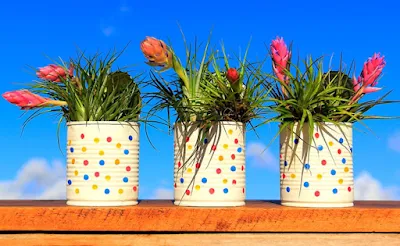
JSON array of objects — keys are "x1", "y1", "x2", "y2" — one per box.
[
  {"x1": 0, "y1": 200, "x2": 399, "y2": 232},
  {"x1": 0, "y1": 233, "x2": 399, "y2": 246}
]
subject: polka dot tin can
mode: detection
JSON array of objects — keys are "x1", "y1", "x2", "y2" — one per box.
[
  {"x1": 174, "y1": 121, "x2": 246, "y2": 207},
  {"x1": 280, "y1": 122, "x2": 354, "y2": 207},
  {"x1": 66, "y1": 121, "x2": 139, "y2": 206}
]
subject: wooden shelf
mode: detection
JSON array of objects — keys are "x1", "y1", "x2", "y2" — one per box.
[{"x1": 0, "y1": 200, "x2": 399, "y2": 233}]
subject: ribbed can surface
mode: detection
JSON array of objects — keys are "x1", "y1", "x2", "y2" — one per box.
[
  {"x1": 66, "y1": 121, "x2": 139, "y2": 206},
  {"x1": 280, "y1": 122, "x2": 354, "y2": 207},
  {"x1": 174, "y1": 121, "x2": 246, "y2": 207}
]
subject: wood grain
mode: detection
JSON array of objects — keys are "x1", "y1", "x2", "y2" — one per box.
[
  {"x1": 0, "y1": 233, "x2": 399, "y2": 246},
  {"x1": 0, "y1": 200, "x2": 399, "y2": 232}
]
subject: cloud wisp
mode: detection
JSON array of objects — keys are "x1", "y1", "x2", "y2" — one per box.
[
  {"x1": 247, "y1": 142, "x2": 278, "y2": 171},
  {"x1": 354, "y1": 171, "x2": 399, "y2": 200}
]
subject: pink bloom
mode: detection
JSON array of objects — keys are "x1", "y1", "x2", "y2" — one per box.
[
  {"x1": 226, "y1": 68, "x2": 240, "y2": 84},
  {"x1": 363, "y1": 87, "x2": 382, "y2": 93},
  {"x1": 360, "y1": 53, "x2": 385, "y2": 86},
  {"x1": 36, "y1": 64, "x2": 73, "y2": 82},
  {"x1": 2, "y1": 90, "x2": 49, "y2": 110},
  {"x1": 270, "y1": 37, "x2": 291, "y2": 83}
]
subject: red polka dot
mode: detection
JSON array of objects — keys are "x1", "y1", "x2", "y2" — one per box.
[
  {"x1": 94, "y1": 172, "x2": 100, "y2": 177},
  {"x1": 211, "y1": 145, "x2": 217, "y2": 151},
  {"x1": 338, "y1": 149, "x2": 342, "y2": 154},
  {"x1": 133, "y1": 186, "x2": 137, "y2": 192},
  {"x1": 231, "y1": 154, "x2": 236, "y2": 160},
  {"x1": 185, "y1": 190, "x2": 190, "y2": 195},
  {"x1": 315, "y1": 191, "x2": 320, "y2": 197},
  {"x1": 232, "y1": 180, "x2": 237, "y2": 185},
  {"x1": 280, "y1": 154, "x2": 282, "y2": 159},
  {"x1": 195, "y1": 163, "x2": 201, "y2": 169},
  {"x1": 234, "y1": 139, "x2": 239, "y2": 144},
  {"x1": 186, "y1": 137, "x2": 190, "y2": 142},
  {"x1": 80, "y1": 133, "x2": 85, "y2": 139},
  {"x1": 216, "y1": 168, "x2": 222, "y2": 174},
  {"x1": 174, "y1": 183, "x2": 177, "y2": 188},
  {"x1": 242, "y1": 188, "x2": 245, "y2": 193},
  {"x1": 321, "y1": 160, "x2": 327, "y2": 166},
  {"x1": 177, "y1": 162, "x2": 181, "y2": 168},
  {"x1": 209, "y1": 188, "x2": 215, "y2": 194},
  {"x1": 83, "y1": 160, "x2": 89, "y2": 166},
  {"x1": 315, "y1": 133, "x2": 320, "y2": 138},
  {"x1": 241, "y1": 165, "x2": 244, "y2": 171},
  {"x1": 348, "y1": 187, "x2": 352, "y2": 192},
  {"x1": 282, "y1": 173, "x2": 286, "y2": 179},
  {"x1": 126, "y1": 166, "x2": 131, "y2": 172},
  {"x1": 107, "y1": 137, "x2": 112, "y2": 142}
]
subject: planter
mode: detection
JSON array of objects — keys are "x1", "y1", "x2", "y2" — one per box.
[
  {"x1": 174, "y1": 121, "x2": 246, "y2": 207},
  {"x1": 280, "y1": 122, "x2": 353, "y2": 207},
  {"x1": 66, "y1": 121, "x2": 139, "y2": 206}
]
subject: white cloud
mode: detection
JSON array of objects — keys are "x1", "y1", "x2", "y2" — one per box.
[
  {"x1": 102, "y1": 26, "x2": 114, "y2": 37},
  {"x1": 388, "y1": 131, "x2": 400, "y2": 152},
  {"x1": 354, "y1": 171, "x2": 399, "y2": 200},
  {"x1": 0, "y1": 158, "x2": 65, "y2": 200},
  {"x1": 247, "y1": 142, "x2": 277, "y2": 170},
  {"x1": 151, "y1": 188, "x2": 173, "y2": 199}
]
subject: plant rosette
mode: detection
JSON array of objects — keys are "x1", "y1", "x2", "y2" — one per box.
[
  {"x1": 263, "y1": 36, "x2": 398, "y2": 207},
  {"x1": 3, "y1": 49, "x2": 143, "y2": 206}
]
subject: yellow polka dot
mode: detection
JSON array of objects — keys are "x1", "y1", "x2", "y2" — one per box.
[
  {"x1": 329, "y1": 141, "x2": 334, "y2": 146},
  {"x1": 223, "y1": 179, "x2": 228, "y2": 184},
  {"x1": 317, "y1": 174, "x2": 323, "y2": 180},
  {"x1": 74, "y1": 170, "x2": 78, "y2": 176},
  {"x1": 219, "y1": 156, "x2": 224, "y2": 161},
  {"x1": 94, "y1": 138, "x2": 100, "y2": 143},
  {"x1": 82, "y1": 147, "x2": 87, "y2": 152},
  {"x1": 75, "y1": 188, "x2": 79, "y2": 194},
  {"x1": 116, "y1": 143, "x2": 121, "y2": 148},
  {"x1": 195, "y1": 185, "x2": 200, "y2": 190},
  {"x1": 71, "y1": 158, "x2": 75, "y2": 164},
  {"x1": 228, "y1": 129, "x2": 233, "y2": 135},
  {"x1": 223, "y1": 144, "x2": 228, "y2": 149},
  {"x1": 99, "y1": 150, "x2": 104, "y2": 156},
  {"x1": 118, "y1": 189, "x2": 124, "y2": 194},
  {"x1": 115, "y1": 159, "x2": 120, "y2": 165},
  {"x1": 187, "y1": 168, "x2": 192, "y2": 173},
  {"x1": 344, "y1": 167, "x2": 349, "y2": 172},
  {"x1": 68, "y1": 140, "x2": 71, "y2": 146},
  {"x1": 105, "y1": 175, "x2": 111, "y2": 181},
  {"x1": 291, "y1": 174, "x2": 296, "y2": 179},
  {"x1": 188, "y1": 145, "x2": 193, "y2": 150},
  {"x1": 338, "y1": 179, "x2": 344, "y2": 184},
  {"x1": 92, "y1": 185, "x2": 98, "y2": 190}
]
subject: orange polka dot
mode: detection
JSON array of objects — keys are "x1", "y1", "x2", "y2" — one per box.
[
  {"x1": 116, "y1": 143, "x2": 121, "y2": 148},
  {"x1": 344, "y1": 167, "x2": 349, "y2": 172},
  {"x1": 115, "y1": 159, "x2": 120, "y2": 165},
  {"x1": 71, "y1": 158, "x2": 75, "y2": 164},
  {"x1": 68, "y1": 140, "x2": 72, "y2": 146},
  {"x1": 219, "y1": 156, "x2": 224, "y2": 161},
  {"x1": 291, "y1": 174, "x2": 296, "y2": 179}
]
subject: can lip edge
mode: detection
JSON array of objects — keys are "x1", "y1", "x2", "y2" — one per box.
[{"x1": 67, "y1": 121, "x2": 140, "y2": 127}]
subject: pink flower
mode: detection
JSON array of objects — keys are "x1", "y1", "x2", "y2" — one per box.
[
  {"x1": 2, "y1": 90, "x2": 49, "y2": 110},
  {"x1": 140, "y1": 36, "x2": 172, "y2": 67},
  {"x1": 226, "y1": 68, "x2": 240, "y2": 84},
  {"x1": 270, "y1": 37, "x2": 291, "y2": 83},
  {"x1": 361, "y1": 53, "x2": 385, "y2": 86},
  {"x1": 36, "y1": 64, "x2": 73, "y2": 82}
]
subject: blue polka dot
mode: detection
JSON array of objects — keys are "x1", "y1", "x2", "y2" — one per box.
[
  {"x1": 286, "y1": 187, "x2": 290, "y2": 192},
  {"x1": 318, "y1": 145, "x2": 323, "y2": 151},
  {"x1": 339, "y1": 138, "x2": 344, "y2": 144},
  {"x1": 284, "y1": 161, "x2": 288, "y2": 167},
  {"x1": 294, "y1": 139, "x2": 299, "y2": 144},
  {"x1": 104, "y1": 189, "x2": 110, "y2": 194},
  {"x1": 204, "y1": 138, "x2": 208, "y2": 144},
  {"x1": 342, "y1": 158, "x2": 346, "y2": 164},
  {"x1": 67, "y1": 180, "x2": 72, "y2": 185},
  {"x1": 231, "y1": 166, "x2": 236, "y2": 172},
  {"x1": 83, "y1": 174, "x2": 89, "y2": 180},
  {"x1": 124, "y1": 149, "x2": 129, "y2": 155},
  {"x1": 237, "y1": 147, "x2": 242, "y2": 153},
  {"x1": 304, "y1": 182, "x2": 309, "y2": 188},
  {"x1": 201, "y1": 178, "x2": 207, "y2": 183},
  {"x1": 350, "y1": 147, "x2": 353, "y2": 153},
  {"x1": 304, "y1": 163, "x2": 310, "y2": 169},
  {"x1": 180, "y1": 178, "x2": 184, "y2": 183},
  {"x1": 70, "y1": 147, "x2": 74, "y2": 153},
  {"x1": 128, "y1": 135, "x2": 133, "y2": 141},
  {"x1": 331, "y1": 169, "x2": 336, "y2": 175},
  {"x1": 99, "y1": 160, "x2": 105, "y2": 166},
  {"x1": 123, "y1": 177, "x2": 128, "y2": 183},
  {"x1": 223, "y1": 188, "x2": 229, "y2": 194},
  {"x1": 333, "y1": 188, "x2": 338, "y2": 194}
]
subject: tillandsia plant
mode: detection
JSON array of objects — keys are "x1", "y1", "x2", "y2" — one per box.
[
  {"x1": 261, "y1": 36, "x2": 398, "y2": 145},
  {"x1": 3, "y1": 48, "x2": 142, "y2": 131}
]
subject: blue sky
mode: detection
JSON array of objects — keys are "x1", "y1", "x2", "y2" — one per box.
[{"x1": 0, "y1": 0, "x2": 399, "y2": 200}]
